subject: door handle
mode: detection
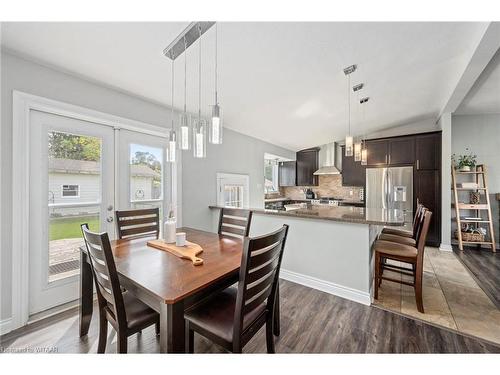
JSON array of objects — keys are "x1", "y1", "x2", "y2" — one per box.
[
  {"x1": 416, "y1": 159, "x2": 420, "y2": 170},
  {"x1": 106, "y1": 216, "x2": 114, "y2": 223}
]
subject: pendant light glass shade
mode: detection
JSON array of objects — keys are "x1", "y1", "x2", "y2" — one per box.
[
  {"x1": 166, "y1": 130, "x2": 177, "y2": 162},
  {"x1": 179, "y1": 112, "x2": 191, "y2": 150},
  {"x1": 345, "y1": 136, "x2": 353, "y2": 157},
  {"x1": 361, "y1": 143, "x2": 367, "y2": 165},
  {"x1": 209, "y1": 104, "x2": 223, "y2": 144},
  {"x1": 193, "y1": 117, "x2": 207, "y2": 158},
  {"x1": 354, "y1": 141, "x2": 362, "y2": 161}
]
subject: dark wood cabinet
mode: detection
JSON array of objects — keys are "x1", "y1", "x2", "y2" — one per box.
[
  {"x1": 341, "y1": 146, "x2": 366, "y2": 187},
  {"x1": 278, "y1": 161, "x2": 296, "y2": 187},
  {"x1": 388, "y1": 137, "x2": 415, "y2": 165},
  {"x1": 415, "y1": 169, "x2": 441, "y2": 246},
  {"x1": 366, "y1": 140, "x2": 389, "y2": 166},
  {"x1": 416, "y1": 133, "x2": 441, "y2": 170},
  {"x1": 296, "y1": 148, "x2": 319, "y2": 186}
]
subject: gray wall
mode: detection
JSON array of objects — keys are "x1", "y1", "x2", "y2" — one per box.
[
  {"x1": 0, "y1": 51, "x2": 177, "y2": 321},
  {"x1": 182, "y1": 129, "x2": 295, "y2": 232},
  {"x1": 452, "y1": 114, "x2": 500, "y2": 249}
]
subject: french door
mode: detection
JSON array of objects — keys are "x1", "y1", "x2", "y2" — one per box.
[
  {"x1": 29, "y1": 110, "x2": 115, "y2": 314},
  {"x1": 28, "y1": 110, "x2": 170, "y2": 316}
]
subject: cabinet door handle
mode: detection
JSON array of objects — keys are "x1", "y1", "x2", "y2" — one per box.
[
  {"x1": 385, "y1": 154, "x2": 388, "y2": 164},
  {"x1": 388, "y1": 154, "x2": 391, "y2": 165},
  {"x1": 416, "y1": 159, "x2": 420, "y2": 170}
]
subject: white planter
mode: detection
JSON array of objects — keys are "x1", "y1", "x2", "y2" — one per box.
[{"x1": 459, "y1": 166, "x2": 471, "y2": 172}]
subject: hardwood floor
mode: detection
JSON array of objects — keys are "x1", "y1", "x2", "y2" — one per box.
[
  {"x1": 453, "y1": 245, "x2": 500, "y2": 309},
  {"x1": 1, "y1": 280, "x2": 499, "y2": 353}
]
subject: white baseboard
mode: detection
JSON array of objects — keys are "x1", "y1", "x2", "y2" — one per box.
[
  {"x1": 280, "y1": 269, "x2": 371, "y2": 306},
  {"x1": 439, "y1": 244, "x2": 453, "y2": 252},
  {"x1": 0, "y1": 317, "x2": 13, "y2": 336}
]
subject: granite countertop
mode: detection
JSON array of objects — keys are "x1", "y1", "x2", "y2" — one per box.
[{"x1": 209, "y1": 205, "x2": 404, "y2": 226}]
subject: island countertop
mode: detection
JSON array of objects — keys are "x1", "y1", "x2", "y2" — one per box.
[{"x1": 209, "y1": 205, "x2": 405, "y2": 226}]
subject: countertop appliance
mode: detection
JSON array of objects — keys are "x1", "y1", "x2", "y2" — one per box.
[
  {"x1": 305, "y1": 188, "x2": 315, "y2": 199},
  {"x1": 366, "y1": 166, "x2": 413, "y2": 226},
  {"x1": 311, "y1": 197, "x2": 343, "y2": 206}
]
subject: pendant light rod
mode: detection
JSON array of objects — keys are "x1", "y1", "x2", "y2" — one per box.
[
  {"x1": 198, "y1": 25, "x2": 202, "y2": 119},
  {"x1": 214, "y1": 23, "x2": 218, "y2": 105},
  {"x1": 183, "y1": 36, "x2": 187, "y2": 113},
  {"x1": 164, "y1": 21, "x2": 215, "y2": 60},
  {"x1": 171, "y1": 59, "x2": 175, "y2": 130}
]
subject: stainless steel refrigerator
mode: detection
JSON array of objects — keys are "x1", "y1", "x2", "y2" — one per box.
[{"x1": 366, "y1": 166, "x2": 413, "y2": 227}]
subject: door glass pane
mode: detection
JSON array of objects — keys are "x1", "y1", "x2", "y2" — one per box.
[
  {"x1": 48, "y1": 131, "x2": 102, "y2": 282},
  {"x1": 129, "y1": 143, "x2": 164, "y2": 217}
]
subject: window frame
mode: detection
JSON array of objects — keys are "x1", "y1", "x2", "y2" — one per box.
[{"x1": 264, "y1": 159, "x2": 279, "y2": 194}]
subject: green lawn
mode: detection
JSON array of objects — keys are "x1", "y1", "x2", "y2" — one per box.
[{"x1": 49, "y1": 215, "x2": 99, "y2": 241}]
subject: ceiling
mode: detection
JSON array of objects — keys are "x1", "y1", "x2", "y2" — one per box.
[
  {"x1": 0, "y1": 22, "x2": 489, "y2": 151},
  {"x1": 455, "y1": 47, "x2": 500, "y2": 115}
]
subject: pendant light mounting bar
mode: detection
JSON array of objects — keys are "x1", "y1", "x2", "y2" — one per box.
[
  {"x1": 164, "y1": 21, "x2": 215, "y2": 60},
  {"x1": 353, "y1": 83, "x2": 364, "y2": 92},
  {"x1": 360, "y1": 97, "x2": 370, "y2": 104},
  {"x1": 343, "y1": 64, "x2": 357, "y2": 75}
]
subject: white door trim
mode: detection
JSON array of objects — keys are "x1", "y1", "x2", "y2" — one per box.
[{"x1": 11, "y1": 90, "x2": 180, "y2": 332}]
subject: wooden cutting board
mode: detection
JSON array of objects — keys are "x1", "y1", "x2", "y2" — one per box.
[{"x1": 147, "y1": 240, "x2": 204, "y2": 266}]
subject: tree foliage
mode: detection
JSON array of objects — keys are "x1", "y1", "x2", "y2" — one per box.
[
  {"x1": 48, "y1": 132, "x2": 101, "y2": 161},
  {"x1": 131, "y1": 151, "x2": 161, "y2": 174}
]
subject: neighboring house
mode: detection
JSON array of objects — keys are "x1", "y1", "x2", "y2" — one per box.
[{"x1": 48, "y1": 158, "x2": 160, "y2": 217}]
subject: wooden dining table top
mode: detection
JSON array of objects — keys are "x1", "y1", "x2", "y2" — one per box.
[{"x1": 109, "y1": 227, "x2": 243, "y2": 304}]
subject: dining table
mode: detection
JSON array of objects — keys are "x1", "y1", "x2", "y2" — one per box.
[{"x1": 79, "y1": 227, "x2": 280, "y2": 353}]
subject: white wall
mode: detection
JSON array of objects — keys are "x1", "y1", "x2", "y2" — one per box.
[
  {"x1": 452, "y1": 114, "x2": 500, "y2": 249},
  {"x1": 0, "y1": 50, "x2": 178, "y2": 321},
  {"x1": 182, "y1": 129, "x2": 295, "y2": 232},
  {"x1": 439, "y1": 113, "x2": 453, "y2": 250}
]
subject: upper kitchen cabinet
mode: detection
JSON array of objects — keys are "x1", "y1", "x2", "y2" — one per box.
[
  {"x1": 296, "y1": 148, "x2": 319, "y2": 186},
  {"x1": 278, "y1": 161, "x2": 296, "y2": 187},
  {"x1": 341, "y1": 146, "x2": 366, "y2": 186},
  {"x1": 366, "y1": 139, "x2": 389, "y2": 166},
  {"x1": 416, "y1": 132, "x2": 441, "y2": 170},
  {"x1": 388, "y1": 136, "x2": 415, "y2": 165}
]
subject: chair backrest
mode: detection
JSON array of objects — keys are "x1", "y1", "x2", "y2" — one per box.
[
  {"x1": 233, "y1": 225, "x2": 289, "y2": 340},
  {"x1": 412, "y1": 203, "x2": 425, "y2": 239},
  {"x1": 81, "y1": 224, "x2": 126, "y2": 329},
  {"x1": 218, "y1": 208, "x2": 253, "y2": 238},
  {"x1": 415, "y1": 210, "x2": 432, "y2": 264},
  {"x1": 115, "y1": 208, "x2": 160, "y2": 240}
]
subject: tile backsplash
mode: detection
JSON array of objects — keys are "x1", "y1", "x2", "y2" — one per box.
[{"x1": 281, "y1": 175, "x2": 364, "y2": 201}]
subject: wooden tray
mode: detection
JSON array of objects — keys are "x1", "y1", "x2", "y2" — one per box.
[{"x1": 147, "y1": 240, "x2": 204, "y2": 266}]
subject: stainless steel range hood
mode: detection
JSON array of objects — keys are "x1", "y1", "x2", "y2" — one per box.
[{"x1": 313, "y1": 142, "x2": 341, "y2": 175}]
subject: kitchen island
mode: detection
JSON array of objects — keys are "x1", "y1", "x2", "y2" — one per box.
[{"x1": 209, "y1": 205, "x2": 405, "y2": 305}]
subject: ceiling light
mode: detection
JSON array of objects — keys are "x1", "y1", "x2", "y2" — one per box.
[
  {"x1": 344, "y1": 65, "x2": 355, "y2": 157},
  {"x1": 166, "y1": 58, "x2": 177, "y2": 163},
  {"x1": 209, "y1": 23, "x2": 223, "y2": 145},
  {"x1": 193, "y1": 25, "x2": 206, "y2": 159},
  {"x1": 179, "y1": 37, "x2": 191, "y2": 151}
]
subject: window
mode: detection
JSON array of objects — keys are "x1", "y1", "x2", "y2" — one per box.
[
  {"x1": 61, "y1": 184, "x2": 79, "y2": 198},
  {"x1": 264, "y1": 159, "x2": 279, "y2": 193},
  {"x1": 217, "y1": 173, "x2": 250, "y2": 208}
]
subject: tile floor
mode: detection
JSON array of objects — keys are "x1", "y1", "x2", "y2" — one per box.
[{"x1": 373, "y1": 247, "x2": 500, "y2": 345}]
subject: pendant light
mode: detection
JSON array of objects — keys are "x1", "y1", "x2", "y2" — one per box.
[
  {"x1": 209, "y1": 23, "x2": 223, "y2": 145},
  {"x1": 353, "y1": 83, "x2": 363, "y2": 162},
  {"x1": 343, "y1": 65, "x2": 356, "y2": 157},
  {"x1": 360, "y1": 96, "x2": 369, "y2": 166},
  {"x1": 179, "y1": 37, "x2": 191, "y2": 150},
  {"x1": 193, "y1": 25, "x2": 207, "y2": 158},
  {"x1": 167, "y1": 59, "x2": 177, "y2": 162}
]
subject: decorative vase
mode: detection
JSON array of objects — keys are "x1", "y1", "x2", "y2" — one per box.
[
  {"x1": 459, "y1": 166, "x2": 471, "y2": 172},
  {"x1": 470, "y1": 192, "x2": 480, "y2": 205},
  {"x1": 164, "y1": 217, "x2": 176, "y2": 243}
]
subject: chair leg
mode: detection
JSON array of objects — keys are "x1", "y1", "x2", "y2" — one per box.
[
  {"x1": 186, "y1": 321, "x2": 194, "y2": 354},
  {"x1": 378, "y1": 257, "x2": 384, "y2": 287},
  {"x1": 374, "y1": 252, "x2": 380, "y2": 300},
  {"x1": 266, "y1": 315, "x2": 275, "y2": 354},
  {"x1": 415, "y1": 263, "x2": 424, "y2": 313},
  {"x1": 155, "y1": 321, "x2": 160, "y2": 336},
  {"x1": 97, "y1": 310, "x2": 108, "y2": 354},
  {"x1": 117, "y1": 332, "x2": 128, "y2": 354}
]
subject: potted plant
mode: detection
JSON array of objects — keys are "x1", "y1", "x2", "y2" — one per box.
[{"x1": 452, "y1": 149, "x2": 477, "y2": 172}]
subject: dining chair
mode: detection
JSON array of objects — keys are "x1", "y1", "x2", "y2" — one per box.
[
  {"x1": 378, "y1": 203, "x2": 425, "y2": 246},
  {"x1": 373, "y1": 209, "x2": 432, "y2": 313},
  {"x1": 81, "y1": 224, "x2": 160, "y2": 353},
  {"x1": 115, "y1": 207, "x2": 160, "y2": 240},
  {"x1": 218, "y1": 207, "x2": 253, "y2": 238},
  {"x1": 184, "y1": 224, "x2": 289, "y2": 353}
]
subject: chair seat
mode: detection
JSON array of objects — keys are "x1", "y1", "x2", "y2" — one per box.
[
  {"x1": 373, "y1": 240, "x2": 418, "y2": 259},
  {"x1": 381, "y1": 227, "x2": 413, "y2": 238},
  {"x1": 378, "y1": 233, "x2": 416, "y2": 246},
  {"x1": 184, "y1": 287, "x2": 267, "y2": 343},
  {"x1": 122, "y1": 292, "x2": 159, "y2": 331}
]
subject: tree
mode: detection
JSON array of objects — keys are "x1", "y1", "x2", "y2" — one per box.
[
  {"x1": 48, "y1": 132, "x2": 101, "y2": 161},
  {"x1": 131, "y1": 151, "x2": 161, "y2": 174}
]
